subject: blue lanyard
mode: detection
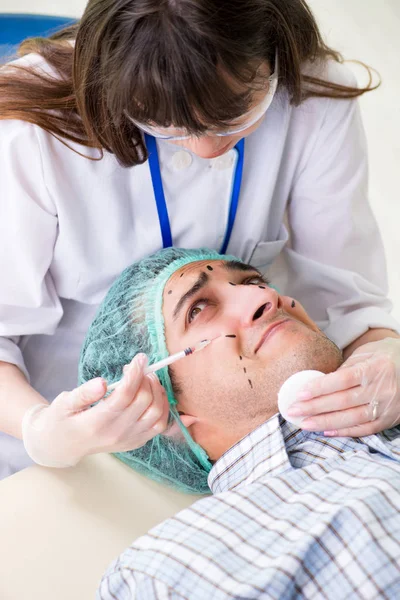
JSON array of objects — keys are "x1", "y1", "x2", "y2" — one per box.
[{"x1": 145, "y1": 133, "x2": 245, "y2": 254}]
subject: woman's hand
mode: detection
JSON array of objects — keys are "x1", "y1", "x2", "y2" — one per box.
[
  {"x1": 22, "y1": 354, "x2": 170, "y2": 468},
  {"x1": 286, "y1": 338, "x2": 400, "y2": 437}
]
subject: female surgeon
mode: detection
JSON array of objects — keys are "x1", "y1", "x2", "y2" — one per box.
[{"x1": 0, "y1": 0, "x2": 399, "y2": 478}]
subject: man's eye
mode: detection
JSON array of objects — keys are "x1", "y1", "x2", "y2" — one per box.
[{"x1": 188, "y1": 300, "x2": 208, "y2": 323}]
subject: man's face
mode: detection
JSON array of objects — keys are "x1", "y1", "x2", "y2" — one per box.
[{"x1": 162, "y1": 259, "x2": 342, "y2": 460}]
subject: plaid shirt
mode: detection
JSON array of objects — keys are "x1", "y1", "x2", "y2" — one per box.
[{"x1": 97, "y1": 415, "x2": 400, "y2": 599}]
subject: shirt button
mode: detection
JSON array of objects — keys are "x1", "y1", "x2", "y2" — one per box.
[
  {"x1": 171, "y1": 151, "x2": 193, "y2": 170},
  {"x1": 211, "y1": 152, "x2": 235, "y2": 170}
]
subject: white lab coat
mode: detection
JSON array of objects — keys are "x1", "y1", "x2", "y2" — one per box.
[{"x1": 0, "y1": 53, "x2": 398, "y2": 476}]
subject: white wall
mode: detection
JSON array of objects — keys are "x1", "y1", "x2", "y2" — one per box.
[
  {"x1": 0, "y1": 0, "x2": 83, "y2": 17},
  {"x1": 1, "y1": 0, "x2": 399, "y2": 319},
  {"x1": 308, "y1": 0, "x2": 400, "y2": 321}
]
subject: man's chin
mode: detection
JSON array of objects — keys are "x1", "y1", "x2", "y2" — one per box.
[
  {"x1": 250, "y1": 331, "x2": 343, "y2": 420},
  {"x1": 181, "y1": 331, "x2": 343, "y2": 462},
  {"x1": 262, "y1": 324, "x2": 342, "y2": 370}
]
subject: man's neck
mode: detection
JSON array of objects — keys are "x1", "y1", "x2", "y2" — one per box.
[
  {"x1": 208, "y1": 414, "x2": 287, "y2": 493},
  {"x1": 205, "y1": 408, "x2": 279, "y2": 463}
]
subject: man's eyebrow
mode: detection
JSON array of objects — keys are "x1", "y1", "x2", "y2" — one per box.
[
  {"x1": 221, "y1": 260, "x2": 262, "y2": 275},
  {"x1": 173, "y1": 271, "x2": 209, "y2": 321}
]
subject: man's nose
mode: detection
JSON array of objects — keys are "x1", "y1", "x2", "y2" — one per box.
[{"x1": 226, "y1": 285, "x2": 281, "y2": 327}]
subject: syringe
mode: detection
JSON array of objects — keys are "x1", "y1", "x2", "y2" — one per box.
[{"x1": 106, "y1": 339, "x2": 211, "y2": 392}]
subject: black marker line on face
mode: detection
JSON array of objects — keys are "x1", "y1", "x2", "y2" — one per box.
[
  {"x1": 248, "y1": 379, "x2": 253, "y2": 389},
  {"x1": 239, "y1": 356, "x2": 243, "y2": 360},
  {"x1": 243, "y1": 367, "x2": 247, "y2": 374},
  {"x1": 291, "y1": 300, "x2": 296, "y2": 308},
  {"x1": 168, "y1": 290, "x2": 172, "y2": 295},
  {"x1": 206, "y1": 265, "x2": 213, "y2": 271},
  {"x1": 225, "y1": 334, "x2": 237, "y2": 338},
  {"x1": 180, "y1": 273, "x2": 184, "y2": 277}
]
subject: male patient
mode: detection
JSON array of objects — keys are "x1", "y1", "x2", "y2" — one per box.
[{"x1": 86, "y1": 248, "x2": 400, "y2": 599}]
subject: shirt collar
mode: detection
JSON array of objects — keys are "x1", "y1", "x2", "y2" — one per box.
[{"x1": 208, "y1": 413, "x2": 303, "y2": 494}]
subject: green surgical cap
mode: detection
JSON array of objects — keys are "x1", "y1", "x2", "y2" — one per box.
[{"x1": 78, "y1": 247, "x2": 238, "y2": 494}]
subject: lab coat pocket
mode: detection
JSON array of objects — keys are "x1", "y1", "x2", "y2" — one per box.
[{"x1": 248, "y1": 224, "x2": 289, "y2": 272}]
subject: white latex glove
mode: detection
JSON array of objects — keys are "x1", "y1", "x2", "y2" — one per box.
[
  {"x1": 22, "y1": 354, "x2": 169, "y2": 467},
  {"x1": 286, "y1": 337, "x2": 400, "y2": 437}
]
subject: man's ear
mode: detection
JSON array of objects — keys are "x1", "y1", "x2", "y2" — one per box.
[
  {"x1": 164, "y1": 414, "x2": 198, "y2": 438},
  {"x1": 179, "y1": 414, "x2": 198, "y2": 428}
]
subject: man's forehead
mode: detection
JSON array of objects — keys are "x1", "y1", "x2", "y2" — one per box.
[
  {"x1": 167, "y1": 259, "x2": 259, "y2": 283},
  {"x1": 171, "y1": 259, "x2": 221, "y2": 280}
]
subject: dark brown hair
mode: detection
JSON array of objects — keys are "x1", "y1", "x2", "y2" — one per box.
[{"x1": 0, "y1": 0, "x2": 377, "y2": 167}]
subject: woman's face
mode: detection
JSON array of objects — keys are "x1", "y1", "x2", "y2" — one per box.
[
  {"x1": 167, "y1": 63, "x2": 272, "y2": 158},
  {"x1": 134, "y1": 60, "x2": 276, "y2": 159},
  {"x1": 167, "y1": 119, "x2": 262, "y2": 159}
]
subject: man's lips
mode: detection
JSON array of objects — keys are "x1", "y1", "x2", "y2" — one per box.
[{"x1": 254, "y1": 318, "x2": 290, "y2": 353}]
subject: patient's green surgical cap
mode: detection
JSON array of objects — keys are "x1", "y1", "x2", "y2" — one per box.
[{"x1": 78, "y1": 247, "x2": 238, "y2": 494}]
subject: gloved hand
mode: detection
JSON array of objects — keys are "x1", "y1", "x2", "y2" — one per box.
[
  {"x1": 286, "y1": 337, "x2": 400, "y2": 437},
  {"x1": 22, "y1": 354, "x2": 169, "y2": 467}
]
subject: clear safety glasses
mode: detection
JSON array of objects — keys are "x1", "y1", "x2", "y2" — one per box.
[{"x1": 126, "y1": 54, "x2": 279, "y2": 141}]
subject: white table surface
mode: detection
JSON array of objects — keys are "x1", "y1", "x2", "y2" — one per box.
[{"x1": 0, "y1": 454, "x2": 199, "y2": 600}]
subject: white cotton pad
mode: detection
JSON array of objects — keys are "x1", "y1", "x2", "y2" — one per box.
[{"x1": 278, "y1": 370, "x2": 325, "y2": 426}]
